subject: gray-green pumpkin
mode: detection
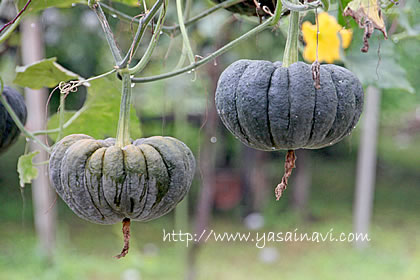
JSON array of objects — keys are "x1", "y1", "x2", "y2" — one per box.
[
  {"x1": 0, "y1": 86, "x2": 27, "y2": 153},
  {"x1": 215, "y1": 60, "x2": 364, "y2": 150},
  {"x1": 49, "y1": 134, "x2": 196, "y2": 224}
]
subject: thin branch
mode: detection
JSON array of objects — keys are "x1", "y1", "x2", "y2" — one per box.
[
  {"x1": 0, "y1": 0, "x2": 32, "y2": 34},
  {"x1": 89, "y1": 0, "x2": 123, "y2": 64},
  {"x1": 131, "y1": 16, "x2": 275, "y2": 83}
]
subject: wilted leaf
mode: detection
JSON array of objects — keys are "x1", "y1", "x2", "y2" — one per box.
[
  {"x1": 48, "y1": 76, "x2": 141, "y2": 141},
  {"x1": 17, "y1": 151, "x2": 39, "y2": 188},
  {"x1": 343, "y1": 0, "x2": 387, "y2": 52},
  {"x1": 14, "y1": 58, "x2": 79, "y2": 89}
]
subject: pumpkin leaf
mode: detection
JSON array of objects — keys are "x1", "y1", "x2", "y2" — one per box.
[
  {"x1": 14, "y1": 58, "x2": 79, "y2": 89},
  {"x1": 15, "y1": 0, "x2": 86, "y2": 13},
  {"x1": 47, "y1": 76, "x2": 141, "y2": 141},
  {"x1": 343, "y1": 0, "x2": 388, "y2": 52},
  {"x1": 17, "y1": 151, "x2": 39, "y2": 188}
]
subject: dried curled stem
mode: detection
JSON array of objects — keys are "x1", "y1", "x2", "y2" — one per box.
[
  {"x1": 311, "y1": 61, "x2": 321, "y2": 90},
  {"x1": 115, "y1": 218, "x2": 131, "y2": 259},
  {"x1": 275, "y1": 150, "x2": 296, "y2": 200}
]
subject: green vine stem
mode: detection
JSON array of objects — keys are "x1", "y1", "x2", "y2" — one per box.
[
  {"x1": 175, "y1": 0, "x2": 195, "y2": 69},
  {"x1": 281, "y1": 0, "x2": 322, "y2": 12},
  {"x1": 89, "y1": 0, "x2": 123, "y2": 64},
  {"x1": 115, "y1": 70, "x2": 132, "y2": 147},
  {"x1": 128, "y1": 0, "x2": 168, "y2": 75},
  {"x1": 131, "y1": 15, "x2": 275, "y2": 83},
  {"x1": 272, "y1": 0, "x2": 283, "y2": 27},
  {"x1": 118, "y1": 0, "x2": 164, "y2": 69},
  {"x1": 0, "y1": 78, "x2": 51, "y2": 153},
  {"x1": 282, "y1": 1, "x2": 300, "y2": 68},
  {"x1": 33, "y1": 106, "x2": 88, "y2": 135},
  {"x1": 100, "y1": 0, "x2": 244, "y2": 36},
  {"x1": 0, "y1": 16, "x2": 21, "y2": 44}
]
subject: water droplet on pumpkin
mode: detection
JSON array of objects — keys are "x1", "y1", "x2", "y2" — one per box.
[{"x1": 210, "y1": 136, "x2": 217, "y2": 143}]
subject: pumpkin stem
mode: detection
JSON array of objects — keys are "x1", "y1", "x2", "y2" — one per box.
[
  {"x1": 275, "y1": 150, "x2": 296, "y2": 200},
  {"x1": 115, "y1": 70, "x2": 132, "y2": 147},
  {"x1": 282, "y1": 1, "x2": 300, "y2": 68},
  {"x1": 115, "y1": 218, "x2": 131, "y2": 259}
]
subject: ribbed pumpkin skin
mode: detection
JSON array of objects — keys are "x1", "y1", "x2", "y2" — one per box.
[
  {"x1": 215, "y1": 60, "x2": 364, "y2": 150},
  {"x1": 213, "y1": 0, "x2": 276, "y2": 16},
  {"x1": 49, "y1": 134, "x2": 196, "y2": 224},
  {"x1": 0, "y1": 86, "x2": 27, "y2": 153}
]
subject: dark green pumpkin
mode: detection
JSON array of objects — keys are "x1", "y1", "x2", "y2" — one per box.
[
  {"x1": 0, "y1": 86, "x2": 27, "y2": 153},
  {"x1": 212, "y1": 0, "x2": 277, "y2": 16},
  {"x1": 215, "y1": 60, "x2": 364, "y2": 150},
  {"x1": 49, "y1": 134, "x2": 196, "y2": 224}
]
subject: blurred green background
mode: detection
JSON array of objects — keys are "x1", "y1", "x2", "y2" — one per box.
[{"x1": 0, "y1": 0, "x2": 419, "y2": 279}]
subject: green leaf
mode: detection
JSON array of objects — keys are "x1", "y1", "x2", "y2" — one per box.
[
  {"x1": 48, "y1": 76, "x2": 141, "y2": 141},
  {"x1": 14, "y1": 57, "x2": 79, "y2": 89},
  {"x1": 17, "y1": 151, "x2": 40, "y2": 188},
  {"x1": 16, "y1": 0, "x2": 86, "y2": 13},
  {"x1": 344, "y1": 34, "x2": 415, "y2": 93},
  {"x1": 337, "y1": 0, "x2": 354, "y2": 28}
]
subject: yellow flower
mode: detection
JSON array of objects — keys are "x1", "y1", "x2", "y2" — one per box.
[{"x1": 302, "y1": 12, "x2": 353, "y2": 63}]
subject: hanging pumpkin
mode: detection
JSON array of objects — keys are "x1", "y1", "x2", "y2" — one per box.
[
  {"x1": 215, "y1": 60, "x2": 364, "y2": 151},
  {"x1": 49, "y1": 134, "x2": 196, "y2": 225},
  {"x1": 215, "y1": 60, "x2": 364, "y2": 199},
  {"x1": 0, "y1": 86, "x2": 27, "y2": 153}
]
